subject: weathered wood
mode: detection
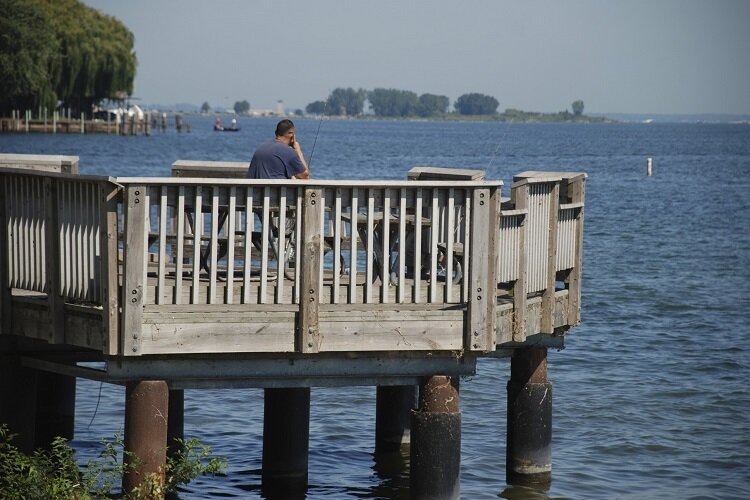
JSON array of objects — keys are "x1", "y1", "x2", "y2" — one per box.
[
  {"x1": 300, "y1": 188, "x2": 323, "y2": 353},
  {"x1": 171, "y1": 160, "x2": 248, "y2": 178},
  {"x1": 1, "y1": 167, "x2": 587, "y2": 361},
  {"x1": 565, "y1": 175, "x2": 586, "y2": 326},
  {"x1": 122, "y1": 186, "x2": 147, "y2": 355},
  {"x1": 466, "y1": 187, "x2": 499, "y2": 351},
  {"x1": 318, "y1": 307, "x2": 464, "y2": 352},
  {"x1": 0, "y1": 177, "x2": 10, "y2": 336},
  {"x1": 408, "y1": 166, "x2": 485, "y2": 181},
  {"x1": 0, "y1": 154, "x2": 79, "y2": 174},
  {"x1": 100, "y1": 183, "x2": 120, "y2": 355},
  {"x1": 542, "y1": 182, "x2": 560, "y2": 334},
  {"x1": 511, "y1": 183, "x2": 529, "y2": 342},
  {"x1": 45, "y1": 178, "x2": 63, "y2": 343}
]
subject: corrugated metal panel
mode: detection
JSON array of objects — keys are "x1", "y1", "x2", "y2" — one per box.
[
  {"x1": 58, "y1": 179, "x2": 102, "y2": 302},
  {"x1": 497, "y1": 213, "x2": 523, "y2": 282},
  {"x1": 556, "y1": 207, "x2": 577, "y2": 270},
  {"x1": 5, "y1": 175, "x2": 46, "y2": 293},
  {"x1": 525, "y1": 182, "x2": 552, "y2": 293}
]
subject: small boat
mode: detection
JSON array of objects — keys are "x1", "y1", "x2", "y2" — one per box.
[{"x1": 214, "y1": 119, "x2": 240, "y2": 132}]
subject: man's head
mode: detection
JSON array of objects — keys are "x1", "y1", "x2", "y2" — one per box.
[{"x1": 275, "y1": 119, "x2": 295, "y2": 145}]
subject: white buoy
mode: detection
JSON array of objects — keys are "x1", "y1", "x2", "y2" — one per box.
[{"x1": 647, "y1": 157, "x2": 653, "y2": 176}]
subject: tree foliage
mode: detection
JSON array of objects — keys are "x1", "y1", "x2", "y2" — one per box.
[
  {"x1": 0, "y1": 0, "x2": 136, "y2": 115},
  {"x1": 417, "y1": 93, "x2": 450, "y2": 117},
  {"x1": 571, "y1": 100, "x2": 584, "y2": 116},
  {"x1": 234, "y1": 100, "x2": 250, "y2": 115},
  {"x1": 368, "y1": 88, "x2": 419, "y2": 117},
  {"x1": 454, "y1": 93, "x2": 499, "y2": 115},
  {"x1": 305, "y1": 100, "x2": 326, "y2": 114},
  {"x1": 200, "y1": 102, "x2": 211, "y2": 113},
  {"x1": 325, "y1": 87, "x2": 367, "y2": 116}
]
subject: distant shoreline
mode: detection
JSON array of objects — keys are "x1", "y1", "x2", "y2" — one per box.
[
  {"x1": 196, "y1": 112, "x2": 616, "y2": 124},
  {"x1": 183, "y1": 111, "x2": 750, "y2": 124}
]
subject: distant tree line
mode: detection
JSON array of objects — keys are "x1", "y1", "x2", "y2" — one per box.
[
  {"x1": 306, "y1": 88, "x2": 587, "y2": 120},
  {"x1": 0, "y1": 0, "x2": 136, "y2": 115}
]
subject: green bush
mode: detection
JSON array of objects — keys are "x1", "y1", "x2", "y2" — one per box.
[{"x1": 0, "y1": 423, "x2": 226, "y2": 499}]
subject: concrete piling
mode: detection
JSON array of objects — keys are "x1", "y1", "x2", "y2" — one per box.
[
  {"x1": 507, "y1": 347, "x2": 552, "y2": 487},
  {"x1": 411, "y1": 375, "x2": 461, "y2": 500},
  {"x1": 123, "y1": 380, "x2": 169, "y2": 495},
  {"x1": 262, "y1": 387, "x2": 311, "y2": 497}
]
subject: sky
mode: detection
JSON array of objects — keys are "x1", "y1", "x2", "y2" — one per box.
[{"x1": 81, "y1": 0, "x2": 750, "y2": 115}]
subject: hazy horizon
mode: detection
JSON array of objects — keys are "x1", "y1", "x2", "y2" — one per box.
[{"x1": 81, "y1": 0, "x2": 750, "y2": 116}]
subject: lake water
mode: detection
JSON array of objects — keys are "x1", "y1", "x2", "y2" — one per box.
[{"x1": 2, "y1": 116, "x2": 749, "y2": 499}]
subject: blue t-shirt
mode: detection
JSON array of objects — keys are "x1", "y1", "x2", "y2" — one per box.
[{"x1": 247, "y1": 139, "x2": 305, "y2": 179}]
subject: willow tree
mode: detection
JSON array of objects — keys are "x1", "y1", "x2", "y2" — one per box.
[
  {"x1": 0, "y1": 0, "x2": 136, "y2": 115},
  {"x1": 0, "y1": 0, "x2": 58, "y2": 113}
]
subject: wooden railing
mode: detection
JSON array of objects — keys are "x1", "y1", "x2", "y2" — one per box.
[
  {"x1": 120, "y1": 179, "x2": 495, "y2": 307},
  {"x1": 0, "y1": 157, "x2": 585, "y2": 356}
]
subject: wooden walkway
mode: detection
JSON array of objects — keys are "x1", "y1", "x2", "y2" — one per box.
[{"x1": 0, "y1": 154, "x2": 585, "y2": 387}]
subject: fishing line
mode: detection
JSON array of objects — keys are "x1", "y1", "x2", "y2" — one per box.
[
  {"x1": 486, "y1": 118, "x2": 514, "y2": 171},
  {"x1": 87, "y1": 381, "x2": 104, "y2": 429},
  {"x1": 307, "y1": 99, "x2": 327, "y2": 169}
]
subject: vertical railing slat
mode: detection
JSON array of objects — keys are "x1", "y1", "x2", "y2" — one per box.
[
  {"x1": 175, "y1": 186, "x2": 185, "y2": 304},
  {"x1": 348, "y1": 189, "x2": 358, "y2": 305},
  {"x1": 226, "y1": 186, "x2": 236, "y2": 304},
  {"x1": 365, "y1": 190, "x2": 374, "y2": 303},
  {"x1": 208, "y1": 186, "x2": 219, "y2": 304},
  {"x1": 333, "y1": 188, "x2": 342, "y2": 303},
  {"x1": 398, "y1": 188, "x2": 406, "y2": 304},
  {"x1": 191, "y1": 187, "x2": 202, "y2": 304},
  {"x1": 242, "y1": 187, "x2": 253, "y2": 304}
]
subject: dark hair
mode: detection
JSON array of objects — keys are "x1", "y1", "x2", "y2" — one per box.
[{"x1": 275, "y1": 119, "x2": 295, "y2": 137}]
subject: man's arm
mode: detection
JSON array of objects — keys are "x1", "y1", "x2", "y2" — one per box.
[{"x1": 291, "y1": 141, "x2": 310, "y2": 179}]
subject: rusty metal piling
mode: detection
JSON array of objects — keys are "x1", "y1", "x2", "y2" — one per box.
[
  {"x1": 123, "y1": 380, "x2": 169, "y2": 494},
  {"x1": 411, "y1": 375, "x2": 461, "y2": 500},
  {"x1": 507, "y1": 347, "x2": 552, "y2": 486}
]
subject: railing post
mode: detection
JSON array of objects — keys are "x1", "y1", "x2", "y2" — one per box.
[
  {"x1": 467, "y1": 186, "x2": 500, "y2": 352},
  {"x1": 541, "y1": 181, "x2": 560, "y2": 334},
  {"x1": 510, "y1": 182, "x2": 529, "y2": 342},
  {"x1": 44, "y1": 177, "x2": 64, "y2": 343},
  {"x1": 122, "y1": 185, "x2": 147, "y2": 356},
  {"x1": 100, "y1": 183, "x2": 121, "y2": 355},
  {"x1": 0, "y1": 176, "x2": 10, "y2": 336},
  {"x1": 299, "y1": 187, "x2": 323, "y2": 353},
  {"x1": 564, "y1": 174, "x2": 586, "y2": 326}
]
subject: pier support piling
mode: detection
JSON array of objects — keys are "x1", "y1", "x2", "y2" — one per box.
[
  {"x1": 0, "y1": 338, "x2": 38, "y2": 453},
  {"x1": 167, "y1": 389, "x2": 185, "y2": 459},
  {"x1": 411, "y1": 375, "x2": 461, "y2": 500},
  {"x1": 34, "y1": 370, "x2": 76, "y2": 450},
  {"x1": 375, "y1": 385, "x2": 417, "y2": 453},
  {"x1": 262, "y1": 387, "x2": 311, "y2": 497},
  {"x1": 123, "y1": 380, "x2": 169, "y2": 495},
  {"x1": 507, "y1": 347, "x2": 552, "y2": 487}
]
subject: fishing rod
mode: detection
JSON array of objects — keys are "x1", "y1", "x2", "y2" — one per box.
[
  {"x1": 307, "y1": 99, "x2": 327, "y2": 169},
  {"x1": 486, "y1": 118, "x2": 514, "y2": 171}
]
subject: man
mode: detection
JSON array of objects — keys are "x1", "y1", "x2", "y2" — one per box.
[{"x1": 247, "y1": 119, "x2": 310, "y2": 179}]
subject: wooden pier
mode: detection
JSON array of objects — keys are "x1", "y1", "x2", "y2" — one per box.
[{"x1": 0, "y1": 154, "x2": 585, "y2": 497}]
